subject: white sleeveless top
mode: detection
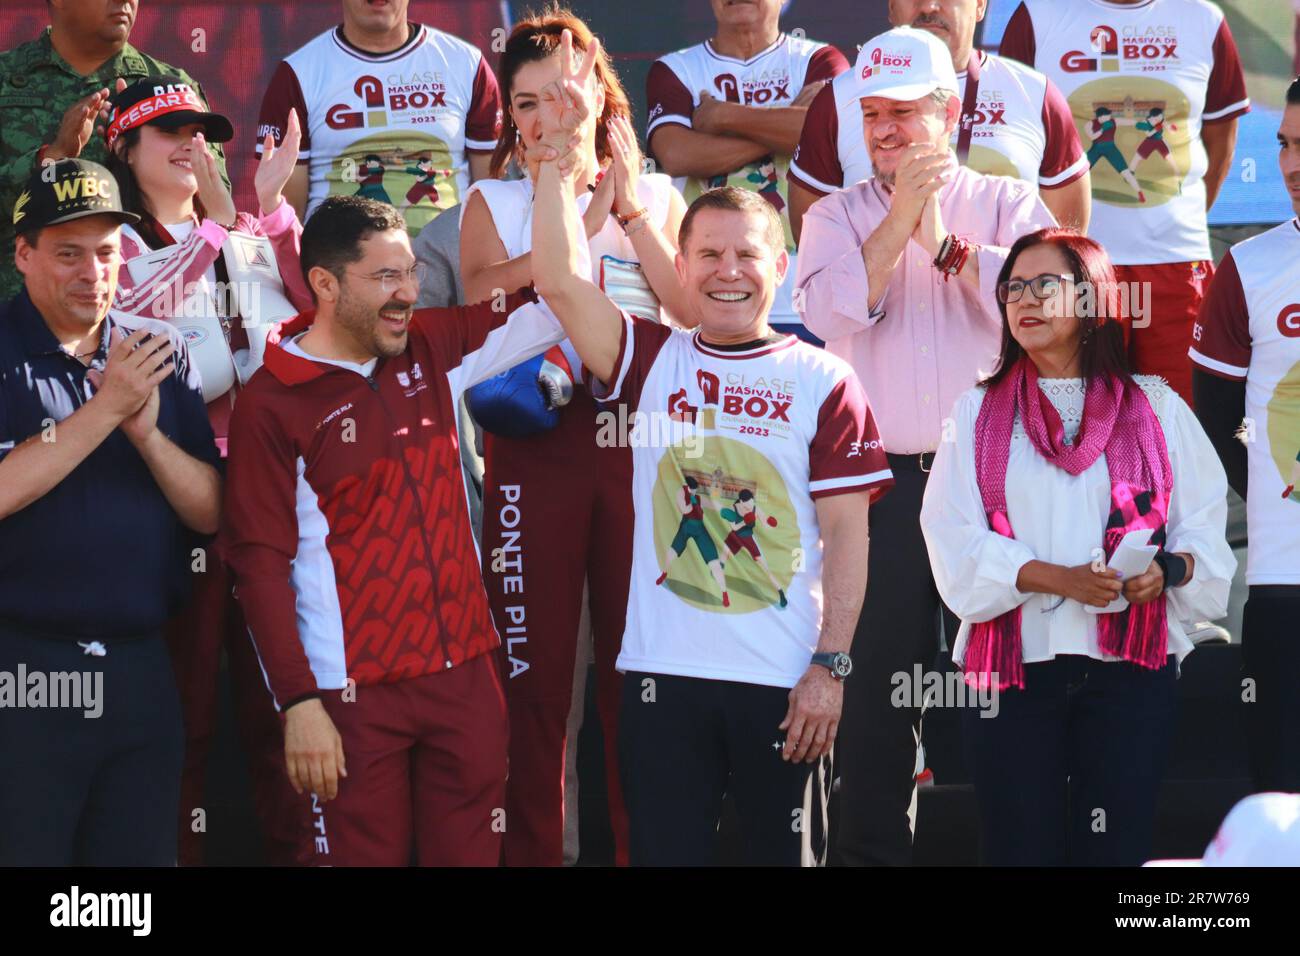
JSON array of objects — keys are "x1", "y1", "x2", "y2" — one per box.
[
  {"x1": 464, "y1": 171, "x2": 677, "y2": 377},
  {"x1": 464, "y1": 171, "x2": 676, "y2": 267}
]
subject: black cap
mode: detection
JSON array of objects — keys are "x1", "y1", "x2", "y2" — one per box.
[
  {"x1": 104, "y1": 75, "x2": 235, "y2": 149},
  {"x1": 12, "y1": 159, "x2": 140, "y2": 235}
]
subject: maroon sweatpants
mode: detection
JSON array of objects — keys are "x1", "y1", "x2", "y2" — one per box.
[
  {"x1": 480, "y1": 391, "x2": 633, "y2": 866},
  {"x1": 1115, "y1": 260, "x2": 1212, "y2": 407},
  {"x1": 311, "y1": 651, "x2": 508, "y2": 866},
  {"x1": 165, "y1": 554, "x2": 310, "y2": 866}
]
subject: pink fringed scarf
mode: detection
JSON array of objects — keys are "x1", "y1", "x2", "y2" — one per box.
[{"x1": 965, "y1": 358, "x2": 1173, "y2": 691}]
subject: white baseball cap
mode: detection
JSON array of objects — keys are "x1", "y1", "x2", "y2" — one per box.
[
  {"x1": 1145, "y1": 793, "x2": 1300, "y2": 867},
  {"x1": 837, "y1": 26, "x2": 959, "y2": 107}
]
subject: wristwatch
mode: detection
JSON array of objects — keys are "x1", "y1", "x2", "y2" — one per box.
[{"x1": 811, "y1": 651, "x2": 853, "y2": 681}]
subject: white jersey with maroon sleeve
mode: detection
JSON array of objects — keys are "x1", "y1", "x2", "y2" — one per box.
[
  {"x1": 789, "y1": 51, "x2": 1086, "y2": 197},
  {"x1": 998, "y1": 0, "x2": 1249, "y2": 265},
  {"x1": 645, "y1": 34, "x2": 849, "y2": 330},
  {"x1": 597, "y1": 318, "x2": 893, "y2": 688},
  {"x1": 255, "y1": 24, "x2": 501, "y2": 237},
  {"x1": 1189, "y1": 219, "x2": 1300, "y2": 585}
]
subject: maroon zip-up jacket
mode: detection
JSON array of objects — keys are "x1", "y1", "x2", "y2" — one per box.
[{"x1": 219, "y1": 295, "x2": 562, "y2": 707}]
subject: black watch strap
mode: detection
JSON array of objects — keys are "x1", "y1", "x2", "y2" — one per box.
[
  {"x1": 811, "y1": 651, "x2": 852, "y2": 680},
  {"x1": 1153, "y1": 551, "x2": 1188, "y2": 589}
]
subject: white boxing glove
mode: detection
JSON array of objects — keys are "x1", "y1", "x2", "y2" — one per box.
[{"x1": 537, "y1": 344, "x2": 575, "y2": 410}]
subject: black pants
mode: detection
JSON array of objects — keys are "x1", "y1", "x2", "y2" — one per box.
[
  {"x1": 1241, "y1": 585, "x2": 1300, "y2": 792},
  {"x1": 835, "y1": 458, "x2": 956, "y2": 866},
  {"x1": 0, "y1": 627, "x2": 183, "y2": 866},
  {"x1": 961, "y1": 655, "x2": 1178, "y2": 866},
  {"x1": 619, "y1": 671, "x2": 828, "y2": 866}
]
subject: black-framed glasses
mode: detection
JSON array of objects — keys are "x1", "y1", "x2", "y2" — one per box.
[
  {"x1": 345, "y1": 262, "x2": 427, "y2": 294},
  {"x1": 997, "y1": 273, "x2": 1075, "y2": 304}
]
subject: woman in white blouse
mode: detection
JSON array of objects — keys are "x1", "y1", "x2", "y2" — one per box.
[{"x1": 920, "y1": 228, "x2": 1235, "y2": 866}]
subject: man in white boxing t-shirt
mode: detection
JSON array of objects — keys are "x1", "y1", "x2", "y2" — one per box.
[
  {"x1": 255, "y1": 0, "x2": 501, "y2": 237},
  {"x1": 999, "y1": 0, "x2": 1250, "y2": 404},
  {"x1": 645, "y1": 0, "x2": 848, "y2": 339},
  {"x1": 1190, "y1": 77, "x2": 1300, "y2": 795},
  {"x1": 535, "y1": 33, "x2": 892, "y2": 865},
  {"x1": 788, "y1": 0, "x2": 1089, "y2": 241}
]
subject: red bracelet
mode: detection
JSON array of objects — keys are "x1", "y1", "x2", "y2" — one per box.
[{"x1": 934, "y1": 235, "x2": 972, "y2": 280}]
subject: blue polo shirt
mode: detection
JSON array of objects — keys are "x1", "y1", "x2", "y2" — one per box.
[{"x1": 0, "y1": 289, "x2": 220, "y2": 640}]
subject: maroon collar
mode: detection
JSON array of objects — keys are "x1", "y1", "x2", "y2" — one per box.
[{"x1": 263, "y1": 310, "x2": 333, "y2": 386}]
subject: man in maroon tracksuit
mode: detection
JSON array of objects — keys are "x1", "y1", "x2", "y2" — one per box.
[{"x1": 220, "y1": 195, "x2": 564, "y2": 865}]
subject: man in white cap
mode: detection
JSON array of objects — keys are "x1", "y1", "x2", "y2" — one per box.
[
  {"x1": 794, "y1": 25, "x2": 1055, "y2": 866},
  {"x1": 788, "y1": 0, "x2": 1090, "y2": 242},
  {"x1": 998, "y1": 0, "x2": 1250, "y2": 406}
]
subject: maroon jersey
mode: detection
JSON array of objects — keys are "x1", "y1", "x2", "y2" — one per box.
[{"x1": 220, "y1": 297, "x2": 563, "y2": 707}]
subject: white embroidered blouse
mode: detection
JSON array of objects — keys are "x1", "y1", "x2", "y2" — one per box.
[{"x1": 920, "y1": 375, "x2": 1237, "y2": 667}]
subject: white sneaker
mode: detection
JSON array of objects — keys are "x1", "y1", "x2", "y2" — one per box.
[{"x1": 1186, "y1": 621, "x2": 1231, "y2": 645}]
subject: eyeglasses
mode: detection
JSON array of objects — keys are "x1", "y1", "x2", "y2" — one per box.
[
  {"x1": 345, "y1": 262, "x2": 427, "y2": 294},
  {"x1": 996, "y1": 273, "x2": 1075, "y2": 304}
]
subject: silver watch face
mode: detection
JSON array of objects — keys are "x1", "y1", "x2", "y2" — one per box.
[{"x1": 833, "y1": 654, "x2": 853, "y2": 679}]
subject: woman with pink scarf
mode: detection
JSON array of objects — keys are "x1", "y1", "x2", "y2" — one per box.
[{"x1": 920, "y1": 228, "x2": 1235, "y2": 866}]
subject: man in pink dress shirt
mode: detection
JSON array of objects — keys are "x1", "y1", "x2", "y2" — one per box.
[{"x1": 794, "y1": 25, "x2": 1055, "y2": 866}]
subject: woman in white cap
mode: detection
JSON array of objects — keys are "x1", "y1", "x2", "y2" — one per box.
[{"x1": 101, "y1": 74, "x2": 314, "y2": 867}]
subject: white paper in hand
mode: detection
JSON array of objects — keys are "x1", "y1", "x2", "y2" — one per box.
[{"x1": 1085, "y1": 527, "x2": 1159, "y2": 614}]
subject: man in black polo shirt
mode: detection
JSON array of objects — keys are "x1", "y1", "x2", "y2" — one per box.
[{"x1": 0, "y1": 159, "x2": 221, "y2": 866}]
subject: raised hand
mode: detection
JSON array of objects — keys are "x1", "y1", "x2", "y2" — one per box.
[
  {"x1": 87, "y1": 326, "x2": 175, "y2": 435},
  {"x1": 255, "y1": 107, "x2": 301, "y2": 215},
  {"x1": 538, "y1": 29, "x2": 601, "y2": 154},
  {"x1": 604, "y1": 114, "x2": 643, "y2": 215},
  {"x1": 913, "y1": 191, "x2": 947, "y2": 258},
  {"x1": 93, "y1": 78, "x2": 128, "y2": 142},
  {"x1": 889, "y1": 144, "x2": 951, "y2": 230},
  {"x1": 48, "y1": 88, "x2": 112, "y2": 161},
  {"x1": 582, "y1": 168, "x2": 616, "y2": 239},
  {"x1": 192, "y1": 131, "x2": 237, "y2": 228}
]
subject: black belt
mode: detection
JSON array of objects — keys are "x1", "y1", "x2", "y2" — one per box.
[{"x1": 887, "y1": 451, "x2": 937, "y2": 474}]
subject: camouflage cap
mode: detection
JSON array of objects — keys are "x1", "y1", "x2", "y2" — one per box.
[{"x1": 12, "y1": 159, "x2": 139, "y2": 235}]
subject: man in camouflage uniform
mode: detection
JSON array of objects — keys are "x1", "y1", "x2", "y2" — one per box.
[{"x1": 0, "y1": 0, "x2": 227, "y2": 302}]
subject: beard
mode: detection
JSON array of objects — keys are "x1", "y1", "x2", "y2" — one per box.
[{"x1": 336, "y1": 285, "x2": 411, "y2": 360}]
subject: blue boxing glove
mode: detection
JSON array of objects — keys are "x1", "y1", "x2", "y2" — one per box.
[{"x1": 467, "y1": 345, "x2": 575, "y2": 438}]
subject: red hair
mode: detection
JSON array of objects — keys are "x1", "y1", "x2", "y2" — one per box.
[
  {"x1": 984, "y1": 228, "x2": 1132, "y2": 388},
  {"x1": 488, "y1": 5, "x2": 632, "y2": 178}
]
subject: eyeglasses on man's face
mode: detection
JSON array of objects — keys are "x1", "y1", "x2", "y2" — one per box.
[{"x1": 346, "y1": 262, "x2": 428, "y2": 294}]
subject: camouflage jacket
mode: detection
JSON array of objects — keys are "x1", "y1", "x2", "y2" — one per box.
[{"x1": 0, "y1": 28, "x2": 229, "y2": 302}]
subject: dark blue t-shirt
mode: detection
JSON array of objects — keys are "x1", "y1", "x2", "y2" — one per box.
[{"x1": 0, "y1": 290, "x2": 220, "y2": 639}]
